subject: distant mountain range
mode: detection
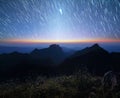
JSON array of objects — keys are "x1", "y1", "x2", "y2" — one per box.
[
  {"x1": 0, "y1": 43, "x2": 120, "y2": 54},
  {"x1": 0, "y1": 46, "x2": 35, "y2": 53},
  {"x1": 0, "y1": 44, "x2": 120, "y2": 80}
]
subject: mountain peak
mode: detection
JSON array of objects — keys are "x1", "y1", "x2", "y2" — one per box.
[
  {"x1": 91, "y1": 43, "x2": 100, "y2": 48},
  {"x1": 72, "y1": 43, "x2": 108, "y2": 57},
  {"x1": 49, "y1": 44, "x2": 60, "y2": 48},
  {"x1": 31, "y1": 44, "x2": 65, "y2": 64},
  {"x1": 48, "y1": 44, "x2": 64, "y2": 54},
  {"x1": 90, "y1": 43, "x2": 108, "y2": 53},
  {"x1": 49, "y1": 44, "x2": 63, "y2": 51}
]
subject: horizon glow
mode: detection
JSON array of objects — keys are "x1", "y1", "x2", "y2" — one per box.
[{"x1": 0, "y1": 39, "x2": 120, "y2": 45}]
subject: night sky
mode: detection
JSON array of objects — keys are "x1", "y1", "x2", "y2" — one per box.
[{"x1": 0, "y1": 0, "x2": 120, "y2": 44}]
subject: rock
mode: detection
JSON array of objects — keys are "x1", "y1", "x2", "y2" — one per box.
[{"x1": 102, "y1": 71, "x2": 117, "y2": 90}]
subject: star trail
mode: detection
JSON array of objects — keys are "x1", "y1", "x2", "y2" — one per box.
[{"x1": 0, "y1": 0, "x2": 120, "y2": 44}]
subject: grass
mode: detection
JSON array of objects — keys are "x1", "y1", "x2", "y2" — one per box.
[{"x1": 0, "y1": 71, "x2": 119, "y2": 98}]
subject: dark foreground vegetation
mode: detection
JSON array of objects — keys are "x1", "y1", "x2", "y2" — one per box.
[{"x1": 0, "y1": 70, "x2": 120, "y2": 98}]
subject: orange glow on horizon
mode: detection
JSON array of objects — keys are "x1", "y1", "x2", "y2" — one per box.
[{"x1": 0, "y1": 38, "x2": 120, "y2": 44}]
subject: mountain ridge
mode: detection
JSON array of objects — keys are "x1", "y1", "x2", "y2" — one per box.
[
  {"x1": 71, "y1": 43, "x2": 109, "y2": 58},
  {"x1": 31, "y1": 44, "x2": 66, "y2": 64},
  {"x1": 59, "y1": 44, "x2": 120, "y2": 75},
  {"x1": 0, "y1": 43, "x2": 119, "y2": 79}
]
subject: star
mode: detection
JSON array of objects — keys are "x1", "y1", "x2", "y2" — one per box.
[{"x1": 59, "y1": 8, "x2": 63, "y2": 15}]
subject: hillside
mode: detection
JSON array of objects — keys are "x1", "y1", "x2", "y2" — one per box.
[{"x1": 59, "y1": 44, "x2": 120, "y2": 75}]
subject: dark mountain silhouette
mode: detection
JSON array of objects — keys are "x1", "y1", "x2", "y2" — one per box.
[
  {"x1": 0, "y1": 43, "x2": 120, "y2": 80},
  {"x1": 110, "y1": 52, "x2": 120, "y2": 71},
  {"x1": 31, "y1": 44, "x2": 67, "y2": 64},
  {"x1": 0, "y1": 51, "x2": 55, "y2": 79},
  {"x1": 59, "y1": 44, "x2": 120, "y2": 75},
  {"x1": 72, "y1": 44, "x2": 109, "y2": 57},
  {"x1": 0, "y1": 44, "x2": 68, "y2": 80}
]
